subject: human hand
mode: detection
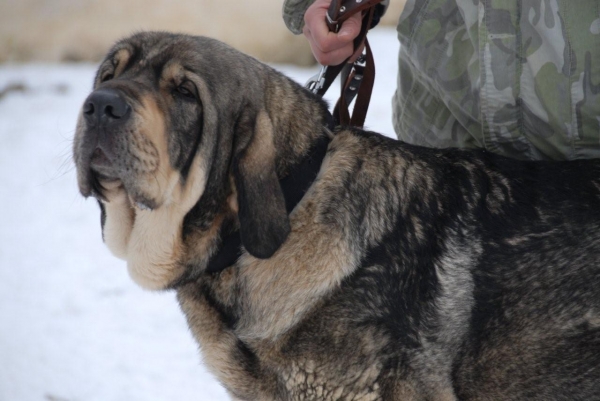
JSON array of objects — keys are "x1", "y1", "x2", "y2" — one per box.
[{"x1": 302, "y1": 0, "x2": 363, "y2": 65}]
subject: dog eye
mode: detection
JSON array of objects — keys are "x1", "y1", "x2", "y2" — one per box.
[
  {"x1": 101, "y1": 72, "x2": 114, "y2": 82},
  {"x1": 176, "y1": 82, "x2": 197, "y2": 100}
]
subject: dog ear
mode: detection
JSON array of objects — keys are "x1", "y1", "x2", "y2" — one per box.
[{"x1": 233, "y1": 109, "x2": 290, "y2": 259}]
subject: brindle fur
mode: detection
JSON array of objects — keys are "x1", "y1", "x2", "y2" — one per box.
[{"x1": 74, "y1": 32, "x2": 600, "y2": 400}]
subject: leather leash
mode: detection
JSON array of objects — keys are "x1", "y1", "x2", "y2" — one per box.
[{"x1": 306, "y1": 0, "x2": 384, "y2": 128}]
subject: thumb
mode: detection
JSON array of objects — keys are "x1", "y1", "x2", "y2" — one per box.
[{"x1": 337, "y1": 12, "x2": 362, "y2": 39}]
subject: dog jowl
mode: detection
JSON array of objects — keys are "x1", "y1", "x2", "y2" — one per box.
[{"x1": 74, "y1": 32, "x2": 600, "y2": 400}]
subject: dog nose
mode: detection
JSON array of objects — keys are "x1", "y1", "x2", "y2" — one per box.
[{"x1": 83, "y1": 89, "x2": 130, "y2": 125}]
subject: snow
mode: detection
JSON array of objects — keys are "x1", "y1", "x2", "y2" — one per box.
[{"x1": 0, "y1": 28, "x2": 398, "y2": 401}]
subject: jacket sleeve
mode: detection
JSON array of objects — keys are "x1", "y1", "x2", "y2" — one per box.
[
  {"x1": 282, "y1": 0, "x2": 389, "y2": 35},
  {"x1": 282, "y1": 0, "x2": 317, "y2": 35}
]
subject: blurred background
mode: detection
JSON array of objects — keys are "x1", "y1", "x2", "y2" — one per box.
[
  {"x1": 1, "y1": 0, "x2": 406, "y2": 66},
  {"x1": 0, "y1": 1, "x2": 405, "y2": 400}
]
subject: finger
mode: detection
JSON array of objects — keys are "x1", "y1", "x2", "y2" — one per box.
[
  {"x1": 304, "y1": 1, "x2": 361, "y2": 54},
  {"x1": 304, "y1": 7, "x2": 363, "y2": 65},
  {"x1": 305, "y1": 30, "x2": 354, "y2": 65}
]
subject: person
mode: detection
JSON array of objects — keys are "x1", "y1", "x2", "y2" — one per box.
[{"x1": 283, "y1": 0, "x2": 600, "y2": 161}]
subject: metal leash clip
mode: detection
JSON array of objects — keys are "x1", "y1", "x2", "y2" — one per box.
[
  {"x1": 305, "y1": 65, "x2": 328, "y2": 95},
  {"x1": 305, "y1": 6, "x2": 341, "y2": 95}
]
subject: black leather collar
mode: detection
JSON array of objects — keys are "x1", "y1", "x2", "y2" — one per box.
[{"x1": 206, "y1": 127, "x2": 332, "y2": 274}]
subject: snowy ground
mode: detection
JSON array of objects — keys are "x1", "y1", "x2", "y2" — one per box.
[{"x1": 0, "y1": 28, "x2": 398, "y2": 401}]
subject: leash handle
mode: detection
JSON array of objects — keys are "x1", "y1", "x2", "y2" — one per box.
[
  {"x1": 326, "y1": 0, "x2": 384, "y2": 32},
  {"x1": 305, "y1": 0, "x2": 384, "y2": 128}
]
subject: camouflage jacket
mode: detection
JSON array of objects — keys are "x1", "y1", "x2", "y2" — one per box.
[{"x1": 283, "y1": 0, "x2": 600, "y2": 160}]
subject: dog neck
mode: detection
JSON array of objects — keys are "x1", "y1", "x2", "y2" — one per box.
[{"x1": 205, "y1": 124, "x2": 333, "y2": 274}]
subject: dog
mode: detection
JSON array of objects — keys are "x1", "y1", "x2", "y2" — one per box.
[{"x1": 74, "y1": 32, "x2": 600, "y2": 400}]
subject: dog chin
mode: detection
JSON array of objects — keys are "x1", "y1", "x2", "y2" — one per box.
[
  {"x1": 121, "y1": 185, "x2": 158, "y2": 211},
  {"x1": 90, "y1": 171, "x2": 158, "y2": 212}
]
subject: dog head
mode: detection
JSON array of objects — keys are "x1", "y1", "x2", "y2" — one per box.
[{"x1": 73, "y1": 32, "x2": 309, "y2": 288}]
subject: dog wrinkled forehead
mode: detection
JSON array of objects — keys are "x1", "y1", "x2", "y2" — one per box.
[{"x1": 99, "y1": 32, "x2": 259, "y2": 95}]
